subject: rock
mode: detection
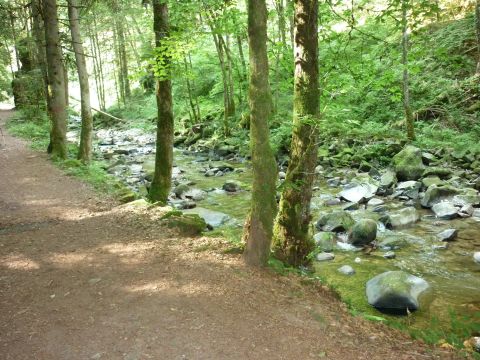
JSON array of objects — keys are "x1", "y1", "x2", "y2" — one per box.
[
  {"x1": 436, "y1": 229, "x2": 458, "y2": 242},
  {"x1": 327, "y1": 178, "x2": 341, "y2": 187},
  {"x1": 216, "y1": 145, "x2": 236, "y2": 157},
  {"x1": 421, "y1": 176, "x2": 443, "y2": 188},
  {"x1": 316, "y1": 252, "x2": 335, "y2": 262},
  {"x1": 222, "y1": 180, "x2": 242, "y2": 192},
  {"x1": 474, "y1": 252, "x2": 480, "y2": 264},
  {"x1": 396, "y1": 180, "x2": 421, "y2": 199},
  {"x1": 348, "y1": 219, "x2": 377, "y2": 246},
  {"x1": 377, "y1": 235, "x2": 409, "y2": 250},
  {"x1": 432, "y1": 202, "x2": 458, "y2": 220},
  {"x1": 380, "y1": 169, "x2": 397, "y2": 188},
  {"x1": 173, "y1": 184, "x2": 190, "y2": 198},
  {"x1": 452, "y1": 193, "x2": 480, "y2": 207},
  {"x1": 278, "y1": 171, "x2": 286, "y2": 180},
  {"x1": 338, "y1": 265, "x2": 355, "y2": 275},
  {"x1": 171, "y1": 199, "x2": 197, "y2": 210},
  {"x1": 432, "y1": 243, "x2": 449, "y2": 250},
  {"x1": 366, "y1": 271, "x2": 430, "y2": 313},
  {"x1": 422, "y1": 167, "x2": 452, "y2": 179},
  {"x1": 316, "y1": 211, "x2": 355, "y2": 232},
  {"x1": 314, "y1": 232, "x2": 336, "y2": 252},
  {"x1": 162, "y1": 213, "x2": 207, "y2": 236},
  {"x1": 354, "y1": 257, "x2": 362, "y2": 263},
  {"x1": 339, "y1": 183, "x2": 377, "y2": 203},
  {"x1": 393, "y1": 145, "x2": 425, "y2": 181},
  {"x1": 204, "y1": 169, "x2": 216, "y2": 177},
  {"x1": 421, "y1": 152, "x2": 437, "y2": 165},
  {"x1": 458, "y1": 204, "x2": 474, "y2": 218},
  {"x1": 343, "y1": 202, "x2": 360, "y2": 211},
  {"x1": 183, "y1": 207, "x2": 230, "y2": 228},
  {"x1": 421, "y1": 185, "x2": 458, "y2": 208},
  {"x1": 367, "y1": 198, "x2": 385, "y2": 207},
  {"x1": 383, "y1": 251, "x2": 396, "y2": 259},
  {"x1": 184, "y1": 188, "x2": 207, "y2": 201},
  {"x1": 389, "y1": 207, "x2": 420, "y2": 228}
]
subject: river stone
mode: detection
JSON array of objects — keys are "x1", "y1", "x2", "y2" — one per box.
[
  {"x1": 366, "y1": 271, "x2": 430, "y2": 313},
  {"x1": 393, "y1": 145, "x2": 425, "y2": 181},
  {"x1": 338, "y1": 183, "x2": 377, "y2": 203},
  {"x1": 422, "y1": 167, "x2": 453, "y2": 179},
  {"x1": 184, "y1": 188, "x2": 207, "y2": 201},
  {"x1": 367, "y1": 198, "x2": 385, "y2": 207},
  {"x1": 388, "y1": 207, "x2": 420, "y2": 228},
  {"x1": 421, "y1": 185, "x2": 459, "y2": 208},
  {"x1": 222, "y1": 180, "x2": 242, "y2": 192},
  {"x1": 314, "y1": 232, "x2": 336, "y2": 252},
  {"x1": 316, "y1": 211, "x2": 355, "y2": 232},
  {"x1": 383, "y1": 251, "x2": 396, "y2": 259},
  {"x1": 183, "y1": 207, "x2": 230, "y2": 228},
  {"x1": 173, "y1": 184, "x2": 190, "y2": 198},
  {"x1": 204, "y1": 169, "x2": 216, "y2": 177},
  {"x1": 437, "y1": 229, "x2": 458, "y2": 241},
  {"x1": 453, "y1": 193, "x2": 480, "y2": 207},
  {"x1": 432, "y1": 202, "x2": 458, "y2": 219},
  {"x1": 380, "y1": 169, "x2": 397, "y2": 188},
  {"x1": 348, "y1": 219, "x2": 377, "y2": 246},
  {"x1": 421, "y1": 152, "x2": 437, "y2": 165},
  {"x1": 474, "y1": 252, "x2": 480, "y2": 264},
  {"x1": 422, "y1": 176, "x2": 443, "y2": 188},
  {"x1": 338, "y1": 265, "x2": 355, "y2": 275},
  {"x1": 458, "y1": 204, "x2": 474, "y2": 218},
  {"x1": 316, "y1": 252, "x2": 335, "y2": 262},
  {"x1": 396, "y1": 181, "x2": 421, "y2": 199},
  {"x1": 377, "y1": 235, "x2": 409, "y2": 250}
]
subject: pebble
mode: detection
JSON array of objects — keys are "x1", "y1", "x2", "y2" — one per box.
[
  {"x1": 316, "y1": 252, "x2": 335, "y2": 262},
  {"x1": 337, "y1": 265, "x2": 355, "y2": 275}
]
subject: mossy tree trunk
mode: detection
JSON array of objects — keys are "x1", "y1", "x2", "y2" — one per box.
[
  {"x1": 402, "y1": 0, "x2": 415, "y2": 141},
  {"x1": 67, "y1": 0, "x2": 93, "y2": 163},
  {"x1": 242, "y1": 0, "x2": 278, "y2": 267},
  {"x1": 149, "y1": 0, "x2": 174, "y2": 204},
  {"x1": 476, "y1": 0, "x2": 480, "y2": 74},
  {"x1": 44, "y1": 0, "x2": 67, "y2": 159},
  {"x1": 32, "y1": 0, "x2": 48, "y2": 109},
  {"x1": 273, "y1": 0, "x2": 319, "y2": 267}
]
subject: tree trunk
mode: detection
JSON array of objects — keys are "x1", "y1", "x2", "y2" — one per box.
[
  {"x1": 183, "y1": 55, "x2": 200, "y2": 123},
  {"x1": 113, "y1": 23, "x2": 125, "y2": 105},
  {"x1": 68, "y1": 0, "x2": 93, "y2": 163},
  {"x1": 242, "y1": 0, "x2": 278, "y2": 267},
  {"x1": 32, "y1": 0, "x2": 49, "y2": 108},
  {"x1": 92, "y1": 15, "x2": 106, "y2": 109},
  {"x1": 43, "y1": 0, "x2": 68, "y2": 159},
  {"x1": 273, "y1": 0, "x2": 319, "y2": 267},
  {"x1": 476, "y1": 0, "x2": 480, "y2": 74},
  {"x1": 149, "y1": 0, "x2": 174, "y2": 203},
  {"x1": 402, "y1": 0, "x2": 415, "y2": 141},
  {"x1": 116, "y1": 19, "x2": 131, "y2": 99}
]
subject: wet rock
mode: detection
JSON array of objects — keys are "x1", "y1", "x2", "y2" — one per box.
[
  {"x1": 316, "y1": 252, "x2": 335, "y2": 262},
  {"x1": 204, "y1": 169, "x2": 216, "y2": 177},
  {"x1": 222, "y1": 180, "x2": 242, "y2": 192},
  {"x1": 422, "y1": 176, "x2": 443, "y2": 188},
  {"x1": 432, "y1": 202, "x2": 458, "y2": 220},
  {"x1": 171, "y1": 199, "x2": 197, "y2": 210},
  {"x1": 184, "y1": 188, "x2": 207, "y2": 201},
  {"x1": 423, "y1": 167, "x2": 452, "y2": 179},
  {"x1": 474, "y1": 252, "x2": 480, "y2": 264},
  {"x1": 183, "y1": 207, "x2": 230, "y2": 228},
  {"x1": 348, "y1": 219, "x2": 377, "y2": 246},
  {"x1": 366, "y1": 271, "x2": 430, "y2": 313},
  {"x1": 396, "y1": 181, "x2": 421, "y2": 199},
  {"x1": 214, "y1": 170, "x2": 224, "y2": 177},
  {"x1": 433, "y1": 243, "x2": 449, "y2": 250},
  {"x1": 327, "y1": 178, "x2": 341, "y2": 187},
  {"x1": 458, "y1": 204, "x2": 474, "y2": 218},
  {"x1": 421, "y1": 185, "x2": 458, "y2": 208},
  {"x1": 421, "y1": 152, "x2": 437, "y2": 165},
  {"x1": 383, "y1": 251, "x2": 396, "y2": 259},
  {"x1": 173, "y1": 184, "x2": 190, "y2": 198},
  {"x1": 453, "y1": 193, "x2": 480, "y2": 207},
  {"x1": 338, "y1": 265, "x2": 355, "y2": 275},
  {"x1": 436, "y1": 229, "x2": 458, "y2": 242},
  {"x1": 367, "y1": 198, "x2": 385, "y2": 207},
  {"x1": 393, "y1": 145, "x2": 425, "y2": 181},
  {"x1": 316, "y1": 211, "x2": 355, "y2": 232},
  {"x1": 377, "y1": 235, "x2": 409, "y2": 250},
  {"x1": 314, "y1": 232, "x2": 336, "y2": 252},
  {"x1": 380, "y1": 169, "x2": 397, "y2": 188},
  {"x1": 388, "y1": 207, "x2": 420, "y2": 228},
  {"x1": 339, "y1": 183, "x2": 377, "y2": 203},
  {"x1": 343, "y1": 202, "x2": 360, "y2": 211}
]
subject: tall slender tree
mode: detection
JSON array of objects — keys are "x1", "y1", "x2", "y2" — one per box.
[
  {"x1": 68, "y1": 0, "x2": 93, "y2": 162},
  {"x1": 273, "y1": 0, "x2": 319, "y2": 267},
  {"x1": 401, "y1": 0, "x2": 415, "y2": 141},
  {"x1": 149, "y1": 0, "x2": 174, "y2": 203},
  {"x1": 242, "y1": 0, "x2": 277, "y2": 267},
  {"x1": 44, "y1": 0, "x2": 68, "y2": 158},
  {"x1": 476, "y1": 0, "x2": 480, "y2": 74}
]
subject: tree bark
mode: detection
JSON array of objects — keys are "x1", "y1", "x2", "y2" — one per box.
[
  {"x1": 402, "y1": 0, "x2": 415, "y2": 141},
  {"x1": 149, "y1": 0, "x2": 174, "y2": 203},
  {"x1": 113, "y1": 22, "x2": 125, "y2": 105},
  {"x1": 68, "y1": 0, "x2": 93, "y2": 163},
  {"x1": 476, "y1": 0, "x2": 480, "y2": 74},
  {"x1": 243, "y1": 0, "x2": 278, "y2": 267},
  {"x1": 116, "y1": 18, "x2": 131, "y2": 99},
  {"x1": 43, "y1": 0, "x2": 68, "y2": 159},
  {"x1": 32, "y1": 0, "x2": 49, "y2": 109},
  {"x1": 273, "y1": 0, "x2": 319, "y2": 267}
]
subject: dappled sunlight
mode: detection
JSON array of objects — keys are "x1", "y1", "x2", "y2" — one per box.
[
  {"x1": 47, "y1": 252, "x2": 91, "y2": 268},
  {"x1": 0, "y1": 254, "x2": 40, "y2": 271},
  {"x1": 124, "y1": 280, "x2": 214, "y2": 296}
]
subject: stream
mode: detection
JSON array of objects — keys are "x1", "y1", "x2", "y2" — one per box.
[{"x1": 69, "y1": 123, "x2": 480, "y2": 332}]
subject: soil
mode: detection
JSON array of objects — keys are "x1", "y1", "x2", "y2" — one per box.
[{"x1": 0, "y1": 110, "x2": 461, "y2": 359}]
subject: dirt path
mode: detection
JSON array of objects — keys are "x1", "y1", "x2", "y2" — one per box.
[{"x1": 0, "y1": 110, "x2": 459, "y2": 360}]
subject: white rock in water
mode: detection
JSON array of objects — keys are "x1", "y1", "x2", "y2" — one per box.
[{"x1": 474, "y1": 252, "x2": 480, "y2": 264}]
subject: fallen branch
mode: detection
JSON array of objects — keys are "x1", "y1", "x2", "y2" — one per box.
[{"x1": 68, "y1": 96, "x2": 125, "y2": 123}]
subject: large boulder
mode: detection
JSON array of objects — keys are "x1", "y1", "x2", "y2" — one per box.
[
  {"x1": 366, "y1": 271, "x2": 430, "y2": 313},
  {"x1": 222, "y1": 180, "x2": 242, "y2": 192},
  {"x1": 339, "y1": 183, "x2": 378, "y2": 203},
  {"x1": 183, "y1": 207, "x2": 230, "y2": 228},
  {"x1": 432, "y1": 202, "x2": 458, "y2": 220},
  {"x1": 388, "y1": 207, "x2": 420, "y2": 228},
  {"x1": 421, "y1": 185, "x2": 458, "y2": 208},
  {"x1": 393, "y1": 145, "x2": 425, "y2": 181},
  {"x1": 316, "y1": 211, "x2": 355, "y2": 232},
  {"x1": 348, "y1": 219, "x2": 377, "y2": 246}
]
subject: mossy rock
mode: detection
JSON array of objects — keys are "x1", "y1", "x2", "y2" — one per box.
[
  {"x1": 348, "y1": 219, "x2": 377, "y2": 246},
  {"x1": 162, "y1": 213, "x2": 207, "y2": 236},
  {"x1": 393, "y1": 145, "x2": 425, "y2": 181},
  {"x1": 422, "y1": 167, "x2": 452, "y2": 179},
  {"x1": 316, "y1": 211, "x2": 355, "y2": 232},
  {"x1": 313, "y1": 232, "x2": 336, "y2": 251},
  {"x1": 118, "y1": 188, "x2": 137, "y2": 203},
  {"x1": 421, "y1": 184, "x2": 458, "y2": 208}
]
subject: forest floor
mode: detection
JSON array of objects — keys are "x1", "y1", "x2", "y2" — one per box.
[{"x1": 0, "y1": 109, "x2": 461, "y2": 360}]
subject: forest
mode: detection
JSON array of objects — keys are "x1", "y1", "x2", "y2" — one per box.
[{"x1": 0, "y1": 0, "x2": 480, "y2": 358}]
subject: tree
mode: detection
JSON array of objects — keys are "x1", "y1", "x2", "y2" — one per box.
[
  {"x1": 476, "y1": 0, "x2": 480, "y2": 74},
  {"x1": 273, "y1": 0, "x2": 319, "y2": 267},
  {"x1": 68, "y1": 0, "x2": 93, "y2": 163},
  {"x1": 149, "y1": 0, "x2": 174, "y2": 203},
  {"x1": 44, "y1": 0, "x2": 68, "y2": 159},
  {"x1": 401, "y1": 0, "x2": 415, "y2": 141},
  {"x1": 242, "y1": 0, "x2": 277, "y2": 267}
]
